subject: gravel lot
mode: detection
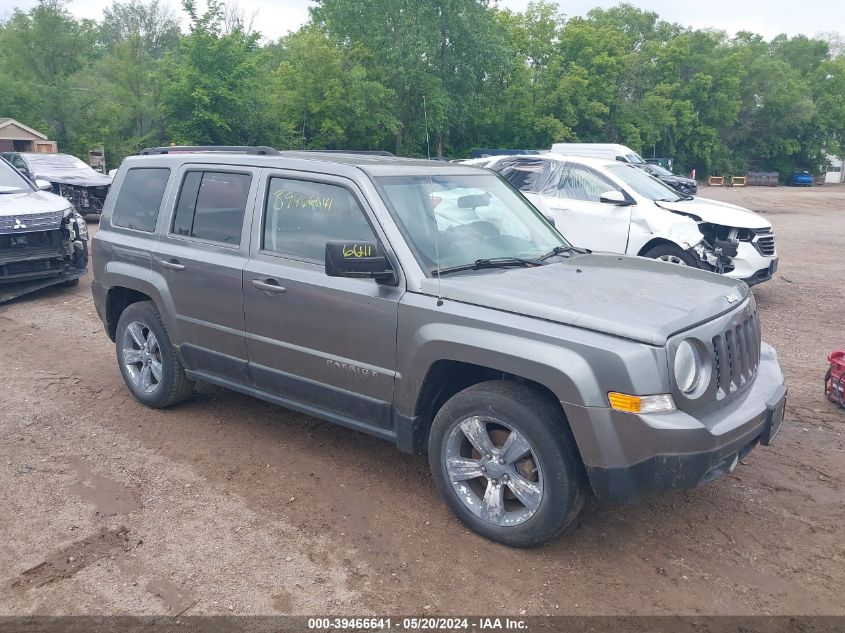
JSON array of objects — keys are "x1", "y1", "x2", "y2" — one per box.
[{"x1": 1, "y1": 184, "x2": 843, "y2": 616}]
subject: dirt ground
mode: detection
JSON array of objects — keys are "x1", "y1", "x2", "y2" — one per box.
[{"x1": 1, "y1": 184, "x2": 843, "y2": 617}]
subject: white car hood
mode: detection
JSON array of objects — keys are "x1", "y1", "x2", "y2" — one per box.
[
  {"x1": 656, "y1": 197, "x2": 771, "y2": 230},
  {"x1": 0, "y1": 189, "x2": 71, "y2": 217}
]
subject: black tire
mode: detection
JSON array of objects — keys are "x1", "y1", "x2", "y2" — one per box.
[
  {"x1": 643, "y1": 243, "x2": 700, "y2": 267},
  {"x1": 115, "y1": 301, "x2": 194, "y2": 408},
  {"x1": 61, "y1": 277, "x2": 80, "y2": 287},
  {"x1": 428, "y1": 380, "x2": 586, "y2": 547}
]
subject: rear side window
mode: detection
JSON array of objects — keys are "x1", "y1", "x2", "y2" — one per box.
[
  {"x1": 171, "y1": 171, "x2": 251, "y2": 246},
  {"x1": 112, "y1": 168, "x2": 170, "y2": 232},
  {"x1": 262, "y1": 177, "x2": 377, "y2": 262}
]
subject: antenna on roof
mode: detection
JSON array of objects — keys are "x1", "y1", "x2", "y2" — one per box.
[{"x1": 423, "y1": 95, "x2": 443, "y2": 307}]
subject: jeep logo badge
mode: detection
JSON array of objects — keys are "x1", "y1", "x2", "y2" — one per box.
[
  {"x1": 725, "y1": 293, "x2": 739, "y2": 303},
  {"x1": 13, "y1": 218, "x2": 27, "y2": 230}
]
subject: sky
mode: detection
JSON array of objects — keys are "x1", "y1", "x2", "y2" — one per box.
[{"x1": 0, "y1": 0, "x2": 843, "y2": 43}]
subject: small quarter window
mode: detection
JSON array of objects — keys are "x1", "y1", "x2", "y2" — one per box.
[
  {"x1": 172, "y1": 171, "x2": 251, "y2": 246},
  {"x1": 263, "y1": 178, "x2": 377, "y2": 262},
  {"x1": 112, "y1": 168, "x2": 170, "y2": 232}
]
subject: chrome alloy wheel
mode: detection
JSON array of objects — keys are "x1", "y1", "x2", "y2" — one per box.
[
  {"x1": 121, "y1": 320, "x2": 163, "y2": 394},
  {"x1": 444, "y1": 416, "x2": 543, "y2": 527},
  {"x1": 656, "y1": 254, "x2": 687, "y2": 265}
]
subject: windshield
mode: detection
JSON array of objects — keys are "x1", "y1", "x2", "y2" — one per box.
[
  {"x1": 607, "y1": 164, "x2": 685, "y2": 201},
  {"x1": 0, "y1": 158, "x2": 33, "y2": 194},
  {"x1": 626, "y1": 152, "x2": 647, "y2": 164},
  {"x1": 375, "y1": 173, "x2": 568, "y2": 274},
  {"x1": 24, "y1": 153, "x2": 92, "y2": 171}
]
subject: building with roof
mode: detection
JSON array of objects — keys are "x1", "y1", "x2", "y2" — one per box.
[{"x1": 0, "y1": 118, "x2": 57, "y2": 153}]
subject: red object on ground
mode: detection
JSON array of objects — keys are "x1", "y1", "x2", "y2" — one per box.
[{"x1": 825, "y1": 350, "x2": 845, "y2": 407}]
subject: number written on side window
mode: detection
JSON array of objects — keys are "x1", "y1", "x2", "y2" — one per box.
[
  {"x1": 172, "y1": 171, "x2": 251, "y2": 245},
  {"x1": 263, "y1": 178, "x2": 377, "y2": 262},
  {"x1": 112, "y1": 168, "x2": 170, "y2": 232}
]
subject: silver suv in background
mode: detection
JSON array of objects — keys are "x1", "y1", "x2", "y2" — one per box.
[
  {"x1": 92, "y1": 147, "x2": 787, "y2": 547},
  {"x1": 0, "y1": 155, "x2": 88, "y2": 301}
]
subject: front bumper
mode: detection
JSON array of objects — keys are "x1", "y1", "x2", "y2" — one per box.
[
  {"x1": 723, "y1": 242, "x2": 777, "y2": 286},
  {"x1": 565, "y1": 343, "x2": 786, "y2": 502}
]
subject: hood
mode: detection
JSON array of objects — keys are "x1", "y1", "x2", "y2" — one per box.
[
  {"x1": 26, "y1": 155, "x2": 112, "y2": 188},
  {"x1": 33, "y1": 169, "x2": 112, "y2": 188},
  {"x1": 422, "y1": 253, "x2": 748, "y2": 346},
  {"x1": 0, "y1": 189, "x2": 72, "y2": 217},
  {"x1": 656, "y1": 196, "x2": 771, "y2": 230},
  {"x1": 662, "y1": 175, "x2": 696, "y2": 185}
]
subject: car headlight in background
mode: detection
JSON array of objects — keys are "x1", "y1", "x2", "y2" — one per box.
[
  {"x1": 75, "y1": 215, "x2": 88, "y2": 239},
  {"x1": 62, "y1": 206, "x2": 88, "y2": 240},
  {"x1": 674, "y1": 339, "x2": 702, "y2": 394}
]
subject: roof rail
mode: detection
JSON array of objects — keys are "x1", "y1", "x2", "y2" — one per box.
[
  {"x1": 140, "y1": 146, "x2": 280, "y2": 155},
  {"x1": 299, "y1": 150, "x2": 395, "y2": 157}
]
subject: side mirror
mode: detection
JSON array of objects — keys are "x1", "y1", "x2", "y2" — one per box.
[
  {"x1": 35, "y1": 178, "x2": 52, "y2": 191},
  {"x1": 599, "y1": 190, "x2": 632, "y2": 206},
  {"x1": 325, "y1": 241, "x2": 395, "y2": 283}
]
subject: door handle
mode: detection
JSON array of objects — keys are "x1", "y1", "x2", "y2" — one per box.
[
  {"x1": 158, "y1": 259, "x2": 185, "y2": 271},
  {"x1": 252, "y1": 279, "x2": 287, "y2": 294}
]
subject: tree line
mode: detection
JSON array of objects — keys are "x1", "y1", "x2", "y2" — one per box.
[{"x1": 1, "y1": 0, "x2": 843, "y2": 177}]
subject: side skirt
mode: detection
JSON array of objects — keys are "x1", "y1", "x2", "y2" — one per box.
[{"x1": 183, "y1": 369, "x2": 398, "y2": 445}]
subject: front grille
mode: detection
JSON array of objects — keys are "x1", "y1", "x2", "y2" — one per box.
[
  {"x1": 712, "y1": 308, "x2": 761, "y2": 399},
  {"x1": 752, "y1": 229, "x2": 776, "y2": 256},
  {"x1": 0, "y1": 210, "x2": 64, "y2": 234}
]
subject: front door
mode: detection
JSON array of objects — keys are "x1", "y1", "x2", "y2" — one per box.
[
  {"x1": 538, "y1": 163, "x2": 632, "y2": 253},
  {"x1": 243, "y1": 170, "x2": 402, "y2": 433},
  {"x1": 152, "y1": 165, "x2": 260, "y2": 382}
]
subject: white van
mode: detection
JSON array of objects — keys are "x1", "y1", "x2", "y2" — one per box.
[{"x1": 550, "y1": 143, "x2": 646, "y2": 164}]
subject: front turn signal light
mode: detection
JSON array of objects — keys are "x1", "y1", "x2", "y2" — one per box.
[{"x1": 608, "y1": 392, "x2": 676, "y2": 414}]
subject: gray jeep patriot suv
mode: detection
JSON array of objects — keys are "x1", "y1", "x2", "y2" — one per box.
[{"x1": 93, "y1": 146, "x2": 787, "y2": 547}]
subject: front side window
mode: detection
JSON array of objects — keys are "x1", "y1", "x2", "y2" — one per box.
[
  {"x1": 556, "y1": 164, "x2": 619, "y2": 202},
  {"x1": 112, "y1": 168, "x2": 170, "y2": 232},
  {"x1": 263, "y1": 177, "x2": 377, "y2": 262},
  {"x1": 172, "y1": 171, "x2": 251, "y2": 245},
  {"x1": 606, "y1": 164, "x2": 684, "y2": 202},
  {"x1": 375, "y1": 173, "x2": 567, "y2": 273}
]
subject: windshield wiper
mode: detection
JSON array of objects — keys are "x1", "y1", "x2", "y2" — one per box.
[
  {"x1": 433, "y1": 256, "x2": 544, "y2": 277},
  {"x1": 539, "y1": 245, "x2": 591, "y2": 260}
]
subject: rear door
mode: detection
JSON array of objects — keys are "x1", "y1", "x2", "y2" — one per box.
[
  {"x1": 152, "y1": 165, "x2": 260, "y2": 382},
  {"x1": 243, "y1": 170, "x2": 402, "y2": 433}
]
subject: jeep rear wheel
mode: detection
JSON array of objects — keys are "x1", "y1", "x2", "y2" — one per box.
[
  {"x1": 116, "y1": 301, "x2": 193, "y2": 408},
  {"x1": 428, "y1": 381, "x2": 585, "y2": 547}
]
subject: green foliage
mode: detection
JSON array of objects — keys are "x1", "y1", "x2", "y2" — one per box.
[
  {"x1": 271, "y1": 27, "x2": 399, "y2": 150},
  {"x1": 0, "y1": 0, "x2": 841, "y2": 177},
  {"x1": 161, "y1": 0, "x2": 271, "y2": 145}
]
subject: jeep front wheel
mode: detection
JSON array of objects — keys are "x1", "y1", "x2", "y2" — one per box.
[{"x1": 428, "y1": 381, "x2": 586, "y2": 547}]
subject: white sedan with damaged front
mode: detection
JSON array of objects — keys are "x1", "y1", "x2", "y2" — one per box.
[{"x1": 485, "y1": 154, "x2": 778, "y2": 286}]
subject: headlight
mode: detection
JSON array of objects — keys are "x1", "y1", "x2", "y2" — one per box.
[
  {"x1": 62, "y1": 207, "x2": 74, "y2": 219},
  {"x1": 75, "y1": 216, "x2": 88, "y2": 239},
  {"x1": 674, "y1": 339, "x2": 702, "y2": 394}
]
